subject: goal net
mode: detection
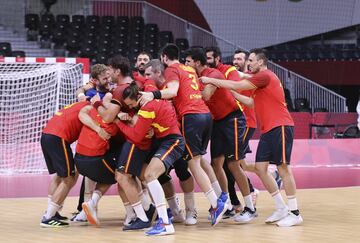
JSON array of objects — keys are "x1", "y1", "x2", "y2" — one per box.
[{"x1": 0, "y1": 58, "x2": 89, "y2": 174}]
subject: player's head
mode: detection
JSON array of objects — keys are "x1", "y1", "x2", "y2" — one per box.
[
  {"x1": 122, "y1": 81, "x2": 140, "y2": 109},
  {"x1": 233, "y1": 49, "x2": 249, "y2": 72},
  {"x1": 135, "y1": 52, "x2": 152, "y2": 75},
  {"x1": 205, "y1": 46, "x2": 221, "y2": 68},
  {"x1": 107, "y1": 55, "x2": 131, "y2": 83},
  {"x1": 144, "y1": 59, "x2": 165, "y2": 87},
  {"x1": 184, "y1": 48, "x2": 207, "y2": 71},
  {"x1": 248, "y1": 48, "x2": 268, "y2": 73},
  {"x1": 90, "y1": 64, "x2": 110, "y2": 87},
  {"x1": 160, "y1": 44, "x2": 179, "y2": 66}
]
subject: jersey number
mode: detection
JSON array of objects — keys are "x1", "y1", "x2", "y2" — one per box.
[{"x1": 189, "y1": 74, "x2": 199, "y2": 90}]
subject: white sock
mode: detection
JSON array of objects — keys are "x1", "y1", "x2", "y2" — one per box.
[
  {"x1": 211, "y1": 181, "x2": 222, "y2": 197},
  {"x1": 287, "y1": 196, "x2": 298, "y2": 211},
  {"x1": 45, "y1": 201, "x2": 60, "y2": 219},
  {"x1": 184, "y1": 192, "x2": 195, "y2": 211},
  {"x1": 147, "y1": 180, "x2": 169, "y2": 224},
  {"x1": 139, "y1": 191, "x2": 151, "y2": 211},
  {"x1": 47, "y1": 195, "x2": 52, "y2": 205},
  {"x1": 89, "y1": 190, "x2": 102, "y2": 208},
  {"x1": 205, "y1": 188, "x2": 218, "y2": 208},
  {"x1": 132, "y1": 201, "x2": 148, "y2": 222},
  {"x1": 244, "y1": 195, "x2": 255, "y2": 211},
  {"x1": 124, "y1": 202, "x2": 136, "y2": 218},
  {"x1": 167, "y1": 195, "x2": 181, "y2": 214},
  {"x1": 271, "y1": 191, "x2": 287, "y2": 210}
]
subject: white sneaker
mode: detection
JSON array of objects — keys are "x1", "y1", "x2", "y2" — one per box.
[
  {"x1": 234, "y1": 207, "x2": 257, "y2": 223},
  {"x1": 265, "y1": 207, "x2": 289, "y2": 223},
  {"x1": 70, "y1": 210, "x2": 88, "y2": 225},
  {"x1": 277, "y1": 212, "x2": 303, "y2": 227},
  {"x1": 124, "y1": 214, "x2": 137, "y2": 227},
  {"x1": 185, "y1": 208, "x2": 197, "y2": 225},
  {"x1": 172, "y1": 209, "x2": 185, "y2": 223},
  {"x1": 251, "y1": 188, "x2": 260, "y2": 206},
  {"x1": 82, "y1": 202, "x2": 100, "y2": 226}
]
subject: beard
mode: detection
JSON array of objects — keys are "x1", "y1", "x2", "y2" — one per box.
[{"x1": 207, "y1": 62, "x2": 216, "y2": 68}]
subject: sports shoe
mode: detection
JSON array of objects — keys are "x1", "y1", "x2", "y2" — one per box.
[
  {"x1": 234, "y1": 204, "x2": 243, "y2": 213},
  {"x1": 124, "y1": 214, "x2": 137, "y2": 227},
  {"x1": 40, "y1": 216, "x2": 69, "y2": 228},
  {"x1": 123, "y1": 217, "x2": 151, "y2": 231},
  {"x1": 185, "y1": 208, "x2": 198, "y2": 225},
  {"x1": 70, "y1": 210, "x2": 88, "y2": 224},
  {"x1": 272, "y1": 170, "x2": 283, "y2": 189},
  {"x1": 251, "y1": 188, "x2": 260, "y2": 206},
  {"x1": 172, "y1": 209, "x2": 185, "y2": 223},
  {"x1": 265, "y1": 207, "x2": 289, "y2": 224},
  {"x1": 82, "y1": 202, "x2": 99, "y2": 227},
  {"x1": 167, "y1": 208, "x2": 174, "y2": 222},
  {"x1": 222, "y1": 208, "x2": 236, "y2": 219},
  {"x1": 276, "y1": 212, "x2": 303, "y2": 227},
  {"x1": 145, "y1": 218, "x2": 175, "y2": 236},
  {"x1": 234, "y1": 207, "x2": 257, "y2": 223},
  {"x1": 210, "y1": 198, "x2": 227, "y2": 226},
  {"x1": 219, "y1": 192, "x2": 228, "y2": 202},
  {"x1": 54, "y1": 212, "x2": 68, "y2": 221},
  {"x1": 145, "y1": 204, "x2": 157, "y2": 223}
]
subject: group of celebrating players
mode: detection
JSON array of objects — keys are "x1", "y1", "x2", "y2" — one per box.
[{"x1": 39, "y1": 44, "x2": 303, "y2": 236}]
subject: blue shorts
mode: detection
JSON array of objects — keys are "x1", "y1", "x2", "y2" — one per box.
[
  {"x1": 210, "y1": 110, "x2": 246, "y2": 161},
  {"x1": 41, "y1": 133, "x2": 75, "y2": 177},
  {"x1": 256, "y1": 126, "x2": 294, "y2": 165},
  {"x1": 116, "y1": 142, "x2": 151, "y2": 177},
  {"x1": 74, "y1": 153, "x2": 117, "y2": 185},
  {"x1": 242, "y1": 127, "x2": 256, "y2": 155},
  {"x1": 150, "y1": 134, "x2": 185, "y2": 173},
  {"x1": 181, "y1": 113, "x2": 212, "y2": 161}
]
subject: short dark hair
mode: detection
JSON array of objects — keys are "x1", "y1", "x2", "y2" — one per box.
[
  {"x1": 107, "y1": 55, "x2": 131, "y2": 77},
  {"x1": 184, "y1": 48, "x2": 207, "y2": 65},
  {"x1": 249, "y1": 48, "x2": 268, "y2": 65},
  {"x1": 205, "y1": 46, "x2": 221, "y2": 59},
  {"x1": 122, "y1": 81, "x2": 139, "y2": 101},
  {"x1": 234, "y1": 49, "x2": 250, "y2": 60},
  {"x1": 160, "y1": 44, "x2": 179, "y2": 60},
  {"x1": 137, "y1": 51, "x2": 152, "y2": 60}
]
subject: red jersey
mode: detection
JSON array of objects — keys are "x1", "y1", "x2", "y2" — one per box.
[
  {"x1": 216, "y1": 63, "x2": 240, "y2": 81},
  {"x1": 116, "y1": 99, "x2": 180, "y2": 144},
  {"x1": 240, "y1": 89, "x2": 257, "y2": 128},
  {"x1": 76, "y1": 108, "x2": 119, "y2": 156},
  {"x1": 163, "y1": 63, "x2": 209, "y2": 118},
  {"x1": 200, "y1": 68, "x2": 239, "y2": 120},
  {"x1": 43, "y1": 101, "x2": 89, "y2": 143},
  {"x1": 248, "y1": 69, "x2": 294, "y2": 133}
]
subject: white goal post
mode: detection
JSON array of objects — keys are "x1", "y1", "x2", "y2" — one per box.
[{"x1": 0, "y1": 57, "x2": 90, "y2": 174}]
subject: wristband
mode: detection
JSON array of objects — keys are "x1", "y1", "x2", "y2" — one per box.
[
  {"x1": 93, "y1": 101, "x2": 103, "y2": 109},
  {"x1": 78, "y1": 93, "x2": 85, "y2": 98},
  {"x1": 152, "y1": 90, "x2": 161, "y2": 99}
]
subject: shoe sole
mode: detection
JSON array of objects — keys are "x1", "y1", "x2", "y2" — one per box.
[
  {"x1": 145, "y1": 228, "x2": 175, "y2": 236},
  {"x1": 82, "y1": 203, "x2": 100, "y2": 227},
  {"x1": 265, "y1": 215, "x2": 287, "y2": 224},
  {"x1": 40, "y1": 223, "x2": 69, "y2": 228}
]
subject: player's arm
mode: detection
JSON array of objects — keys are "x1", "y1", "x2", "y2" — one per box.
[
  {"x1": 97, "y1": 103, "x2": 120, "y2": 123},
  {"x1": 78, "y1": 105, "x2": 111, "y2": 140},
  {"x1": 200, "y1": 77, "x2": 256, "y2": 91},
  {"x1": 230, "y1": 90, "x2": 254, "y2": 108},
  {"x1": 139, "y1": 80, "x2": 179, "y2": 105},
  {"x1": 202, "y1": 84, "x2": 217, "y2": 101},
  {"x1": 115, "y1": 112, "x2": 152, "y2": 144},
  {"x1": 76, "y1": 80, "x2": 95, "y2": 101}
]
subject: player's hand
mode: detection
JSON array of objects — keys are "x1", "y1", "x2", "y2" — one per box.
[
  {"x1": 90, "y1": 94, "x2": 101, "y2": 104},
  {"x1": 96, "y1": 127, "x2": 111, "y2": 140},
  {"x1": 117, "y1": 112, "x2": 131, "y2": 121},
  {"x1": 77, "y1": 93, "x2": 89, "y2": 102},
  {"x1": 138, "y1": 91, "x2": 154, "y2": 106},
  {"x1": 145, "y1": 128, "x2": 154, "y2": 138}
]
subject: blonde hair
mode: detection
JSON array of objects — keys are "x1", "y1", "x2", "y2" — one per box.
[{"x1": 91, "y1": 64, "x2": 108, "y2": 80}]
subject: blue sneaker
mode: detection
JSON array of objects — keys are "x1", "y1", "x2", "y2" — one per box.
[
  {"x1": 145, "y1": 204, "x2": 157, "y2": 223},
  {"x1": 145, "y1": 218, "x2": 175, "y2": 236},
  {"x1": 220, "y1": 192, "x2": 228, "y2": 203},
  {"x1": 211, "y1": 198, "x2": 227, "y2": 226},
  {"x1": 123, "y1": 217, "x2": 151, "y2": 231},
  {"x1": 155, "y1": 207, "x2": 173, "y2": 223}
]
